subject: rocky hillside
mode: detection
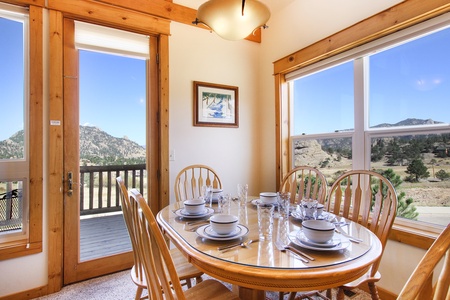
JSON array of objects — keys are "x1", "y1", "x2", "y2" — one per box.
[{"x1": 0, "y1": 126, "x2": 145, "y2": 165}]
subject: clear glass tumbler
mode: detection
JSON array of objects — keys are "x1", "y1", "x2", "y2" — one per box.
[{"x1": 257, "y1": 203, "x2": 275, "y2": 240}]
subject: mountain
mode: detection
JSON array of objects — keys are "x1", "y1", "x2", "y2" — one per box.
[
  {"x1": 371, "y1": 118, "x2": 444, "y2": 128},
  {"x1": 0, "y1": 126, "x2": 146, "y2": 164}
]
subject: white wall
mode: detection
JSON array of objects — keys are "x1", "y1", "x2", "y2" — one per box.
[{"x1": 169, "y1": 22, "x2": 267, "y2": 199}]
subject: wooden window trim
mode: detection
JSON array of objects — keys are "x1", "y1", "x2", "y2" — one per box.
[
  {"x1": 273, "y1": 0, "x2": 450, "y2": 250},
  {"x1": 0, "y1": 5, "x2": 43, "y2": 260}
]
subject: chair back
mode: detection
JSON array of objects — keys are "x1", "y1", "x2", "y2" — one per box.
[
  {"x1": 116, "y1": 177, "x2": 145, "y2": 287},
  {"x1": 129, "y1": 188, "x2": 186, "y2": 300},
  {"x1": 397, "y1": 224, "x2": 450, "y2": 300},
  {"x1": 174, "y1": 164, "x2": 222, "y2": 202},
  {"x1": 325, "y1": 170, "x2": 398, "y2": 274},
  {"x1": 280, "y1": 166, "x2": 328, "y2": 204}
]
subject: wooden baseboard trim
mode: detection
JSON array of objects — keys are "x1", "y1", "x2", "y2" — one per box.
[
  {"x1": 0, "y1": 285, "x2": 49, "y2": 300},
  {"x1": 359, "y1": 284, "x2": 397, "y2": 300}
]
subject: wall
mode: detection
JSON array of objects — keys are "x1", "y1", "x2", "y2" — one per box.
[{"x1": 168, "y1": 22, "x2": 265, "y2": 199}]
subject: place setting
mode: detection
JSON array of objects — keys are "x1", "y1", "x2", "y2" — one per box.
[
  {"x1": 288, "y1": 220, "x2": 351, "y2": 251},
  {"x1": 195, "y1": 214, "x2": 249, "y2": 241},
  {"x1": 250, "y1": 192, "x2": 279, "y2": 206},
  {"x1": 173, "y1": 199, "x2": 214, "y2": 219}
]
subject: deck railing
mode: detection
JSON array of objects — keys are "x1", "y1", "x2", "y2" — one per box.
[{"x1": 79, "y1": 164, "x2": 146, "y2": 216}]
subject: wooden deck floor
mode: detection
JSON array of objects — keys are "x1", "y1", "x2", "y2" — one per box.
[{"x1": 80, "y1": 213, "x2": 132, "y2": 261}]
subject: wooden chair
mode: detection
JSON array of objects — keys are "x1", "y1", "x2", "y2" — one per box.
[
  {"x1": 279, "y1": 166, "x2": 328, "y2": 204},
  {"x1": 324, "y1": 170, "x2": 398, "y2": 300},
  {"x1": 174, "y1": 164, "x2": 222, "y2": 202},
  {"x1": 280, "y1": 166, "x2": 328, "y2": 300},
  {"x1": 128, "y1": 188, "x2": 241, "y2": 300},
  {"x1": 397, "y1": 224, "x2": 450, "y2": 300},
  {"x1": 117, "y1": 177, "x2": 203, "y2": 299}
]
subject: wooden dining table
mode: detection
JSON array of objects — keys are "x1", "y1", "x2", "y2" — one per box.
[{"x1": 156, "y1": 198, "x2": 382, "y2": 299}]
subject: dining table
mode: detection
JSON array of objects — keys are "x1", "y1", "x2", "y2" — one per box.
[{"x1": 156, "y1": 197, "x2": 382, "y2": 300}]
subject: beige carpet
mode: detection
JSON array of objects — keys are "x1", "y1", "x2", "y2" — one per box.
[{"x1": 34, "y1": 269, "x2": 371, "y2": 300}]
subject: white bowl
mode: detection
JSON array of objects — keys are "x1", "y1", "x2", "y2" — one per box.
[
  {"x1": 302, "y1": 220, "x2": 335, "y2": 243},
  {"x1": 210, "y1": 214, "x2": 238, "y2": 235},
  {"x1": 183, "y1": 199, "x2": 206, "y2": 215},
  {"x1": 260, "y1": 192, "x2": 277, "y2": 204}
]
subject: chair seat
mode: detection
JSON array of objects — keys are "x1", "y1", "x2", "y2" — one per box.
[
  {"x1": 171, "y1": 248, "x2": 204, "y2": 282},
  {"x1": 184, "y1": 279, "x2": 240, "y2": 299}
]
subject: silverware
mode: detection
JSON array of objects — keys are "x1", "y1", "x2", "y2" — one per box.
[
  {"x1": 218, "y1": 239, "x2": 258, "y2": 252},
  {"x1": 275, "y1": 240, "x2": 314, "y2": 263},
  {"x1": 335, "y1": 225, "x2": 363, "y2": 243}
]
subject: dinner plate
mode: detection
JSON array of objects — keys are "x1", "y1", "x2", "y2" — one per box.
[
  {"x1": 203, "y1": 224, "x2": 242, "y2": 238},
  {"x1": 289, "y1": 230, "x2": 350, "y2": 251},
  {"x1": 251, "y1": 199, "x2": 278, "y2": 206},
  {"x1": 196, "y1": 224, "x2": 249, "y2": 241},
  {"x1": 291, "y1": 211, "x2": 333, "y2": 221},
  {"x1": 174, "y1": 207, "x2": 214, "y2": 219},
  {"x1": 296, "y1": 231, "x2": 341, "y2": 248}
]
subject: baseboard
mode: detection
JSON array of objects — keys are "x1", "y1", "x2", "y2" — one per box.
[
  {"x1": 359, "y1": 284, "x2": 397, "y2": 300},
  {"x1": 0, "y1": 285, "x2": 48, "y2": 300}
]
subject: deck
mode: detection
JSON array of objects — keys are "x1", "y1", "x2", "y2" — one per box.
[{"x1": 80, "y1": 213, "x2": 132, "y2": 261}]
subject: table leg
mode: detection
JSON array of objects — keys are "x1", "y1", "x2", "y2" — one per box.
[{"x1": 238, "y1": 286, "x2": 265, "y2": 300}]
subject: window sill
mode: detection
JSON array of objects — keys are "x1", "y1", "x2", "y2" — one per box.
[
  {"x1": 389, "y1": 218, "x2": 444, "y2": 250},
  {"x1": 0, "y1": 240, "x2": 42, "y2": 260}
]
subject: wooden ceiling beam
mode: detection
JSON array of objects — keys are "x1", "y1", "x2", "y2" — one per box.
[{"x1": 96, "y1": 0, "x2": 262, "y2": 42}]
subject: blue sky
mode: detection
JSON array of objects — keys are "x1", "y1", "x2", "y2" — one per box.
[
  {"x1": 0, "y1": 16, "x2": 146, "y2": 145},
  {"x1": 293, "y1": 26, "x2": 450, "y2": 135}
]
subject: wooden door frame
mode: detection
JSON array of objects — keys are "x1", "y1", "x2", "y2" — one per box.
[{"x1": 48, "y1": 9, "x2": 170, "y2": 292}]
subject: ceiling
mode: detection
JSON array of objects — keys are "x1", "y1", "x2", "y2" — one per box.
[{"x1": 175, "y1": 0, "x2": 297, "y2": 14}]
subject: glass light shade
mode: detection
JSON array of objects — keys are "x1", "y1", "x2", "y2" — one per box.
[{"x1": 196, "y1": 0, "x2": 270, "y2": 40}]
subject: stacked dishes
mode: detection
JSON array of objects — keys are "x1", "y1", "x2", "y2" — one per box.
[
  {"x1": 289, "y1": 220, "x2": 350, "y2": 251},
  {"x1": 196, "y1": 214, "x2": 248, "y2": 241}
]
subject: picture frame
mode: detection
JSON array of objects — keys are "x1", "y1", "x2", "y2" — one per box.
[{"x1": 193, "y1": 81, "x2": 239, "y2": 128}]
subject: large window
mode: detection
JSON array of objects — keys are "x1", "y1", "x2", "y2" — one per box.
[
  {"x1": 0, "y1": 6, "x2": 29, "y2": 243},
  {"x1": 287, "y1": 14, "x2": 450, "y2": 227}
]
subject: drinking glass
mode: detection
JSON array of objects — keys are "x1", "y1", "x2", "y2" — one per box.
[
  {"x1": 202, "y1": 185, "x2": 213, "y2": 208},
  {"x1": 237, "y1": 183, "x2": 248, "y2": 208},
  {"x1": 218, "y1": 193, "x2": 231, "y2": 214},
  {"x1": 257, "y1": 203, "x2": 274, "y2": 240},
  {"x1": 276, "y1": 192, "x2": 291, "y2": 219},
  {"x1": 300, "y1": 198, "x2": 318, "y2": 220}
]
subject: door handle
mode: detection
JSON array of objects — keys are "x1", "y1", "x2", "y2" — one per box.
[{"x1": 67, "y1": 172, "x2": 73, "y2": 196}]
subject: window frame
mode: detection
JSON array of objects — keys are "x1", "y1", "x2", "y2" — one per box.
[
  {"x1": 275, "y1": 4, "x2": 450, "y2": 250},
  {"x1": 0, "y1": 3, "x2": 43, "y2": 259}
]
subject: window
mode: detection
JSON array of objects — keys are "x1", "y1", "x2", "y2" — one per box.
[
  {"x1": 287, "y1": 13, "x2": 450, "y2": 227},
  {"x1": 0, "y1": 5, "x2": 29, "y2": 244},
  {"x1": 0, "y1": 3, "x2": 42, "y2": 259}
]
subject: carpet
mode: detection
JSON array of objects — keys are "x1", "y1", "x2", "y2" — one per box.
[{"x1": 34, "y1": 269, "x2": 371, "y2": 300}]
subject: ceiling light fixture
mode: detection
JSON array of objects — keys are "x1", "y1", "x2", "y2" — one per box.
[{"x1": 192, "y1": 0, "x2": 271, "y2": 41}]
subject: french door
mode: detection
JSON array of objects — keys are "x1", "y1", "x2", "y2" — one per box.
[{"x1": 62, "y1": 18, "x2": 159, "y2": 284}]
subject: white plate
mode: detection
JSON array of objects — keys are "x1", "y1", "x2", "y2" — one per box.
[
  {"x1": 289, "y1": 230, "x2": 350, "y2": 251},
  {"x1": 291, "y1": 211, "x2": 333, "y2": 221},
  {"x1": 203, "y1": 225, "x2": 242, "y2": 238},
  {"x1": 196, "y1": 224, "x2": 249, "y2": 241},
  {"x1": 296, "y1": 231, "x2": 341, "y2": 248},
  {"x1": 174, "y1": 207, "x2": 214, "y2": 219},
  {"x1": 251, "y1": 199, "x2": 278, "y2": 206}
]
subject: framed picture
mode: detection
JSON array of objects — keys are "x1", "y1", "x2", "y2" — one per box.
[{"x1": 193, "y1": 81, "x2": 239, "y2": 128}]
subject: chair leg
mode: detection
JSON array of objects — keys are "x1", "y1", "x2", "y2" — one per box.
[
  {"x1": 279, "y1": 291, "x2": 285, "y2": 300},
  {"x1": 368, "y1": 282, "x2": 380, "y2": 300},
  {"x1": 195, "y1": 275, "x2": 203, "y2": 284},
  {"x1": 336, "y1": 288, "x2": 345, "y2": 300},
  {"x1": 135, "y1": 286, "x2": 144, "y2": 300},
  {"x1": 185, "y1": 278, "x2": 192, "y2": 288},
  {"x1": 288, "y1": 292, "x2": 297, "y2": 300},
  {"x1": 326, "y1": 289, "x2": 332, "y2": 299}
]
